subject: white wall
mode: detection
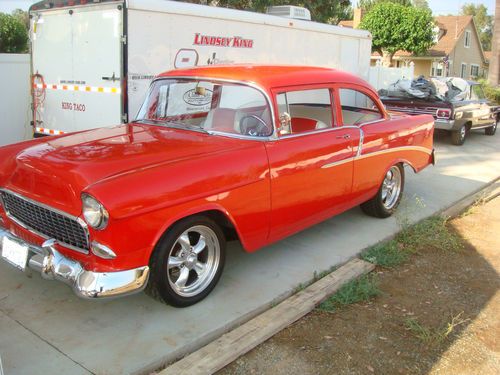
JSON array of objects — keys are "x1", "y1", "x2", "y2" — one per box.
[
  {"x1": 0, "y1": 54, "x2": 32, "y2": 147},
  {"x1": 368, "y1": 61, "x2": 415, "y2": 91}
]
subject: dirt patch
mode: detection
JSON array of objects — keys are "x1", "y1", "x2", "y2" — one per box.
[{"x1": 218, "y1": 197, "x2": 500, "y2": 375}]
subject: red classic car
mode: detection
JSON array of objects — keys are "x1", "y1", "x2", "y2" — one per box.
[{"x1": 0, "y1": 65, "x2": 435, "y2": 306}]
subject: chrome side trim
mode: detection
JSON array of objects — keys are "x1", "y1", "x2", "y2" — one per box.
[
  {"x1": 471, "y1": 123, "x2": 496, "y2": 130},
  {"x1": 357, "y1": 128, "x2": 365, "y2": 157},
  {"x1": 0, "y1": 226, "x2": 149, "y2": 299},
  {"x1": 321, "y1": 158, "x2": 354, "y2": 169},
  {"x1": 0, "y1": 188, "x2": 90, "y2": 254},
  {"x1": 356, "y1": 146, "x2": 433, "y2": 160},
  {"x1": 321, "y1": 145, "x2": 432, "y2": 169}
]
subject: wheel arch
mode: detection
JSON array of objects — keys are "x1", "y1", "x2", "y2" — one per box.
[{"x1": 151, "y1": 205, "x2": 244, "y2": 256}]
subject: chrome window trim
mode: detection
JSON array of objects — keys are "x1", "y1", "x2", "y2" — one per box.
[
  {"x1": 138, "y1": 76, "x2": 278, "y2": 141},
  {"x1": 0, "y1": 188, "x2": 90, "y2": 254},
  {"x1": 277, "y1": 125, "x2": 360, "y2": 140},
  {"x1": 358, "y1": 118, "x2": 387, "y2": 127}
]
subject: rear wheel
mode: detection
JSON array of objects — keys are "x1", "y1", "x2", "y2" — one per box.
[
  {"x1": 361, "y1": 164, "x2": 405, "y2": 218},
  {"x1": 485, "y1": 119, "x2": 497, "y2": 136},
  {"x1": 148, "y1": 216, "x2": 226, "y2": 307},
  {"x1": 451, "y1": 124, "x2": 467, "y2": 145}
]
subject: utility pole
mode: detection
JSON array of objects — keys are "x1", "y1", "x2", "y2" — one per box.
[{"x1": 489, "y1": 0, "x2": 500, "y2": 86}]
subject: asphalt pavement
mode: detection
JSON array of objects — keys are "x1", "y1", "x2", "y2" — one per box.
[{"x1": 0, "y1": 130, "x2": 499, "y2": 375}]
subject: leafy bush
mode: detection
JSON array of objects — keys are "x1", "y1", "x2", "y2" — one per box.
[
  {"x1": 0, "y1": 12, "x2": 28, "y2": 53},
  {"x1": 478, "y1": 79, "x2": 500, "y2": 104}
]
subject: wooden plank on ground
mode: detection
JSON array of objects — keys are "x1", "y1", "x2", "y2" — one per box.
[{"x1": 159, "y1": 258, "x2": 375, "y2": 375}]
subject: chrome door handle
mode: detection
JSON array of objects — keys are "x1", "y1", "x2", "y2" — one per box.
[{"x1": 336, "y1": 134, "x2": 351, "y2": 140}]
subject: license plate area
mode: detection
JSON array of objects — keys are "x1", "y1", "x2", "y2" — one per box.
[{"x1": 1, "y1": 236, "x2": 29, "y2": 271}]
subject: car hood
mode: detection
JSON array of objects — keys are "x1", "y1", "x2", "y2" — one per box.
[{"x1": 0, "y1": 123, "x2": 251, "y2": 215}]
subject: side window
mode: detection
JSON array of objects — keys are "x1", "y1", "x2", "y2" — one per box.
[
  {"x1": 276, "y1": 88, "x2": 334, "y2": 135},
  {"x1": 339, "y1": 89, "x2": 383, "y2": 126}
]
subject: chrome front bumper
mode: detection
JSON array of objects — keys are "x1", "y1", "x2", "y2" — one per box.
[{"x1": 0, "y1": 226, "x2": 149, "y2": 299}]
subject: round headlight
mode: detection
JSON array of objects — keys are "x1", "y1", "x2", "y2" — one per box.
[{"x1": 82, "y1": 194, "x2": 109, "y2": 230}]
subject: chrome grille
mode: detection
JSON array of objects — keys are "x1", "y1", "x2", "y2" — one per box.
[{"x1": 0, "y1": 190, "x2": 89, "y2": 251}]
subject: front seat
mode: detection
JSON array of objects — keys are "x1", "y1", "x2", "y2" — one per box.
[{"x1": 203, "y1": 108, "x2": 242, "y2": 133}]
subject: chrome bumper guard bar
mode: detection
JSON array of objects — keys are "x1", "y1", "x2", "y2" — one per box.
[{"x1": 0, "y1": 226, "x2": 149, "y2": 299}]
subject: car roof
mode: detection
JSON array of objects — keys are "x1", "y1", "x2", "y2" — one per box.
[{"x1": 157, "y1": 64, "x2": 372, "y2": 91}]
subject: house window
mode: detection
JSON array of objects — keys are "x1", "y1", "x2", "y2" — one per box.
[
  {"x1": 461, "y1": 63, "x2": 467, "y2": 78},
  {"x1": 431, "y1": 61, "x2": 444, "y2": 77},
  {"x1": 464, "y1": 30, "x2": 471, "y2": 48},
  {"x1": 470, "y1": 64, "x2": 480, "y2": 78}
]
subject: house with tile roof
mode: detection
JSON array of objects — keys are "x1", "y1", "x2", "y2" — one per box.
[{"x1": 339, "y1": 14, "x2": 489, "y2": 80}]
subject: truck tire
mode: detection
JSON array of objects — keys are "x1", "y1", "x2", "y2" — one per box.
[
  {"x1": 147, "y1": 216, "x2": 226, "y2": 307},
  {"x1": 451, "y1": 124, "x2": 467, "y2": 145},
  {"x1": 485, "y1": 120, "x2": 497, "y2": 136},
  {"x1": 361, "y1": 164, "x2": 405, "y2": 218}
]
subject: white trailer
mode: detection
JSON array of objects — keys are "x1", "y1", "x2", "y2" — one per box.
[{"x1": 29, "y1": 0, "x2": 371, "y2": 136}]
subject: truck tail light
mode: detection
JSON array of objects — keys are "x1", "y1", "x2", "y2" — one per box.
[{"x1": 436, "y1": 108, "x2": 451, "y2": 119}]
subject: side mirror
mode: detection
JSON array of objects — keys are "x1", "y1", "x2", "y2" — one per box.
[{"x1": 279, "y1": 112, "x2": 292, "y2": 135}]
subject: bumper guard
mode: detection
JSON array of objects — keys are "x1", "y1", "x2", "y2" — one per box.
[{"x1": 0, "y1": 226, "x2": 149, "y2": 299}]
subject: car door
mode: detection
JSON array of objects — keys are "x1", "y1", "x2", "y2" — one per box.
[{"x1": 265, "y1": 86, "x2": 360, "y2": 242}]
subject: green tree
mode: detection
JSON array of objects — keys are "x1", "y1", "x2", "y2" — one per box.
[
  {"x1": 12, "y1": 9, "x2": 30, "y2": 31},
  {"x1": 0, "y1": 12, "x2": 28, "y2": 53},
  {"x1": 184, "y1": 0, "x2": 353, "y2": 24},
  {"x1": 461, "y1": 3, "x2": 493, "y2": 51},
  {"x1": 359, "y1": 2, "x2": 435, "y2": 66},
  {"x1": 358, "y1": 0, "x2": 411, "y2": 11},
  {"x1": 412, "y1": 0, "x2": 430, "y2": 10}
]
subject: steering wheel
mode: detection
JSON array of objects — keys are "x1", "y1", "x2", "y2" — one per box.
[{"x1": 239, "y1": 115, "x2": 270, "y2": 137}]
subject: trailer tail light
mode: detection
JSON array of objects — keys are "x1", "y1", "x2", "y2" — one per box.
[{"x1": 436, "y1": 109, "x2": 451, "y2": 119}]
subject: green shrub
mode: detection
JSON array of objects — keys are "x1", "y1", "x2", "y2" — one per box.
[
  {"x1": 0, "y1": 13, "x2": 28, "y2": 53},
  {"x1": 478, "y1": 79, "x2": 500, "y2": 104}
]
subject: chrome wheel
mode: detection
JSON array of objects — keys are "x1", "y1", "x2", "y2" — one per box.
[
  {"x1": 459, "y1": 125, "x2": 466, "y2": 140},
  {"x1": 381, "y1": 166, "x2": 402, "y2": 210},
  {"x1": 167, "y1": 225, "x2": 221, "y2": 298}
]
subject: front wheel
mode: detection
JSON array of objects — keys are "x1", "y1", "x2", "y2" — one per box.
[
  {"x1": 485, "y1": 120, "x2": 497, "y2": 136},
  {"x1": 361, "y1": 164, "x2": 405, "y2": 218},
  {"x1": 148, "y1": 216, "x2": 226, "y2": 307}
]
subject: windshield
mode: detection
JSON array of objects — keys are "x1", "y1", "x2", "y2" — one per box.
[{"x1": 136, "y1": 79, "x2": 273, "y2": 137}]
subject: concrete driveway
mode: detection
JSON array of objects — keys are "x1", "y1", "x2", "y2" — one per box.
[{"x1": 1, "y1": 130, "x2": 499, "y2": 375}]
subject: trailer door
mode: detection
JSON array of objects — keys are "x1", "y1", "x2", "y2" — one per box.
[{"x1": 31, "y1": 3, "x2": 124, "y2": 134}]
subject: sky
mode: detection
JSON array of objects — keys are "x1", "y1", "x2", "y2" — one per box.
[{"x1": 0, "y1": 0, "x2": 497, "y2": 15}]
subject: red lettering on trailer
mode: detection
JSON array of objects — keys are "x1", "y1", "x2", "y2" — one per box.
[{"x1": 193, "y1": 33, "x2": 253, "y2": 48}]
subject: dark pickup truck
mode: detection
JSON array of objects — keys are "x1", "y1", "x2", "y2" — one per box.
[{"x1": 381, "y1": 80, "x2": 498, "y2": 145}]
